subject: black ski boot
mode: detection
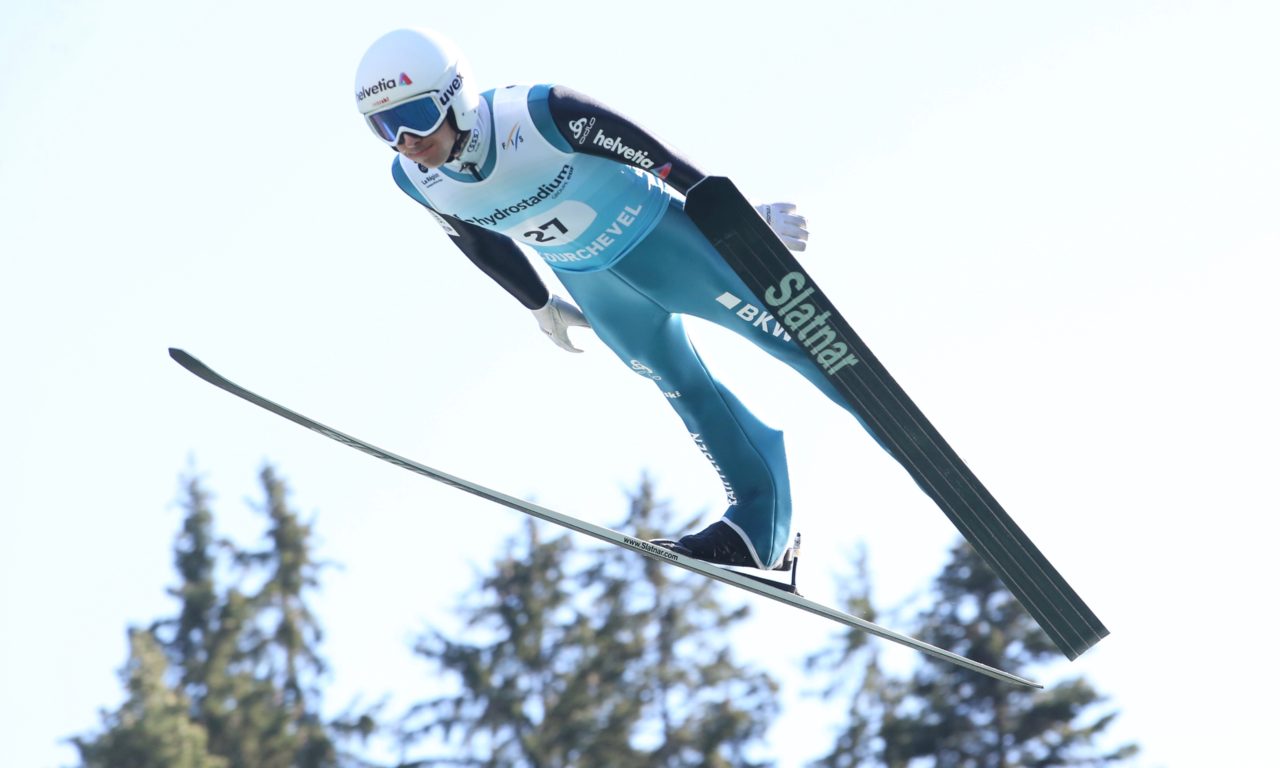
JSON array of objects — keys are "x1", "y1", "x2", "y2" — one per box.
[{"x1": 649, "y1": 521, "x2": 756, "y2": 568}]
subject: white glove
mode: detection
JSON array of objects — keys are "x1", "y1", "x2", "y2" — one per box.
[
  {"x1": 755, "y1": 202, "x2": 809, "y2": 252},
  {"x1": 531, "y1": 295, "x2": 591, "y2": 353}
]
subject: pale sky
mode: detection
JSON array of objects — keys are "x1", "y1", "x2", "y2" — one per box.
[{"x1": 2, "y1": 2, "x2": 1278, "y2": 766}]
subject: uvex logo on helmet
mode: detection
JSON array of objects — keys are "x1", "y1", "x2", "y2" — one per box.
[
  {"x1": 356, "y1": 72, "x2": 414, "y2": 101},
  {"x1": 438, "y1": 73, "x2": 464, "y2": 106}
]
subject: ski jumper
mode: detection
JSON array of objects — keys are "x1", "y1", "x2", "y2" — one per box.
[{"x1": 391, "y1": 85, "x2": 859, "y2": 568}]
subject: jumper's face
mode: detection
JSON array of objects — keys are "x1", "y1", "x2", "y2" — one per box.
[
  {"x1": 363, "y1": 89, "x2": 458, "y2": 168},
  {"x1": 396, "y1": 122, "x2": 457, "y2": 169}
]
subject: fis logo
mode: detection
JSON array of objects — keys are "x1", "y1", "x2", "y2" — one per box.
[
  {"x1": 502, "y1": 123, "x2": 524, "y2": 150},
  {"x1": 568, "y1": 116, "x2": 596, "y2": 145},
  {"x1": 715, "y1": 292, "x2": 792, "y2": 342},
  {"x1": 399, "y1": 72, "x2": 413, "y2": 86}
]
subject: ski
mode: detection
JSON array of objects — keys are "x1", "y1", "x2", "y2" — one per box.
[
  {"x1": 169, "y1": 348, "x2": 1041, "y2": 689},
  {"x1": 684, "y1": 176, "x2": 1108, "y2": 660}
]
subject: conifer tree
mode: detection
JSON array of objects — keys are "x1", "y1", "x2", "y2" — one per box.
[
  {"x1": 72, "y1": 629, "x2": 227, "y2": 768},
  {"x1": 233, "y1": 465, "x2": 334, "y2": 768},
  {"x1": 397, "y1": 477, "x2": 778, "y2": 767},
  {"x1": 811, "y1": 540, "x2": 1137, "y2": 767},
  {"x1": 74, "y1": 466, "x2": 342, "y2": 768},
  {"x1": 805, "y1": 546, "x2": 910, "y2": 768},
  {"x1": 168, "y1": 475, "x2": 220, "y2": 695}
]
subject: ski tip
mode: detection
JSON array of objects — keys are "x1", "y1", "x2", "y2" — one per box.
[
  {"x1": 169, "y1": 347, "x2": 195, "y2": 367},
  {"x1": 168, "y1": 348, "x2": 213, "y2": 381}
]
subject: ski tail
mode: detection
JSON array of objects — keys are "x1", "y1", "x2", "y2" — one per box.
[{"x1": 683, "y1": 177, "x2": 1108, "y2": 659}]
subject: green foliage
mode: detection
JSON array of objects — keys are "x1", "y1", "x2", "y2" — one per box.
[
  {"x1": 83, "y1": 462, "x2": 1139, "y2": 768},
  {"x1": 72, "y1": 466, "x2": 341, "y2": 768},
  {"x1": 169, "y1": 475, "x2": 219, "y2": 693},
  {"x1": 72, "y1": 629, "x2": 228, "y2": 768},
  {"x1": 810, "y1": 540, "x2": 1138, "y2": 768},
  {"x1": 397, "y1": 476, "x2": 779, "y2": 767},
  {"x1": 803, "y1": 545, "x2": 910, "y2": 768}
]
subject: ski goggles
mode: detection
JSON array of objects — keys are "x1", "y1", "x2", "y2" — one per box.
[{"x1": 365, "y1": 91, "x2": 448, "y2": 145}]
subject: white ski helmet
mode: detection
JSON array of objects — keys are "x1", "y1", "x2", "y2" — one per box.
[{"x1": 354, "y1": 28, "x2": 480, "y2": 144}]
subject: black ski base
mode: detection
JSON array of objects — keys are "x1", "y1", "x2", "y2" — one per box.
[
  {"x1": 734, "y1": 570, "x2": 799, "y2": 595},
  {"x1": 684, "y1": 176, "x2": 1108, "y2": 659}
]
